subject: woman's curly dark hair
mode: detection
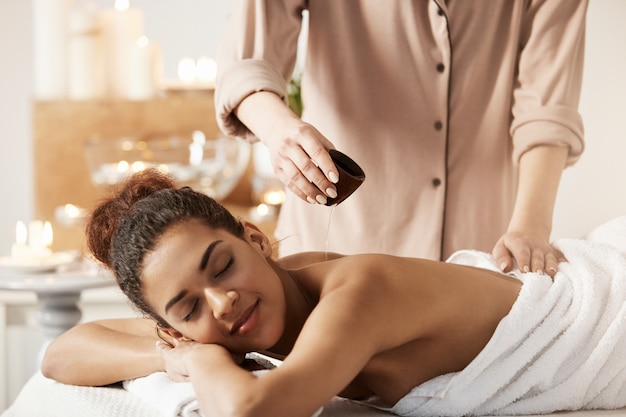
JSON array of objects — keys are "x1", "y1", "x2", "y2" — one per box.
[{"x1": 86, "y1": 169, "x2": 245, "y2": 325}]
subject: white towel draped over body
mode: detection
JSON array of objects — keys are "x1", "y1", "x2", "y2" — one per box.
[{"x1": 363, "y1": 216, "x2": 626, "y2": 416}]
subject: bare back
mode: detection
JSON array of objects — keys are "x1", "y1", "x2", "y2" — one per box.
[{"x1": 285, "y1": 253, "x2": 522, "y2": 404}]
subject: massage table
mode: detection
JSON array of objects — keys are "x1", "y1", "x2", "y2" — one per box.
[
  {"x1": 4, "y1": 216, "x2": 626, "y2": 417},
  {"x1": 2, "y1": 370, "x2": 626, "y2": 417}
]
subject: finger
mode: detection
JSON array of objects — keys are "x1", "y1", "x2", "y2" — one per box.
[
  {"x1": 492, "y1": 241, "x2": 514, "y2": 272},
  {"x1": 294, "y1": 126, "x2": 338, "y2": 184},
  {"x1": 554, "y1": 248, "x2": 567, "y2": 264},
  {"x1": 512, "y1": 246, "x2": 531, "y2": 273},
  {"x1": 280, "y1": 168, "x2": 327, "y2": 204},
  {"x1": 278, "y1": 162, "x2": 330, "y2": 205},
  {"x1": 290, "y1": 149, "x2": 337, "y2": 198},
  {"x1": 307, "y1": 146, "x2": 339, "y2": 184},
  {"x1": 529, "y1": 250, "x2": 546, "y2": 275},
  {"x1": 544, "y1": 252, "x2": 559, "y2": 277}
]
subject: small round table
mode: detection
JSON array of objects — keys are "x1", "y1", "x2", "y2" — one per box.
[{"x1": 0, "y1": 260, "x2": 116, "y2": 362}]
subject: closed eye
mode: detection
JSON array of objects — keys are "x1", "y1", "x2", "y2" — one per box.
[
  {"x1": 183, "y1": 299, "x2": 199, "y2": 322},
  {"x1": 215, "y1": 257, "x2": 234, "y2": 279}
]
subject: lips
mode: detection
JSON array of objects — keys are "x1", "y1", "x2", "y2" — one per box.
[{"x1": 230, "y1": 300, "x2": 259, "y2": 336}]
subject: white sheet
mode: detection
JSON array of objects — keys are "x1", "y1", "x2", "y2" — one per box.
[
  {"x1": 4, "y1": 371, "x2": 626, "y2": 417},
  {"x1": 0, "y1": 371, "x2": 388, "y2": 417}
]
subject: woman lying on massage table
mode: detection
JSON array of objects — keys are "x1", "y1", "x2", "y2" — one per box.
[{"x1": 41, "y1": 170, "x2": 626, "y2": 417}]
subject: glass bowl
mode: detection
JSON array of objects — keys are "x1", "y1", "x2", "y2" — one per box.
[{"x1": 84, "y1": 131, "x2": 251, "y2": 201}]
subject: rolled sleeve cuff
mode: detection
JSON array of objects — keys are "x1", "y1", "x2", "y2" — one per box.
[
  {"x1": 215, "y1": 59, "x2": 289, "y2": 141},
  {"x1": 511, "y1": 105, "x2": 585, "y2": 166}
]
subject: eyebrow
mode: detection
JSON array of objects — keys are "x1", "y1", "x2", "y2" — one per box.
[
  {"x1": 164, "y1": 240, "x2": 223, "y2": 315},
  {"x1": 200, "y1": 240, "x2": 223, "y2": 271}
]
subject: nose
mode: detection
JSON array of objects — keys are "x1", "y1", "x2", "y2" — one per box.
[{"x1": 204, "y1": 287, "x2": 238, "y2": 320}]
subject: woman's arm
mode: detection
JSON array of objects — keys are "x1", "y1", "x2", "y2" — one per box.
[
  {"x1": 493, "y1": 145, "x2": 568, "y2": 275},
  {"x1": 500, "y1": 0, "x2": 588, "y2": 275},
  {"x1": 41, "y1": 317, "x2": 165, "y2": 386},
  {"x1": 235, "y1": 91, "x2": 338, "y2": 205}
]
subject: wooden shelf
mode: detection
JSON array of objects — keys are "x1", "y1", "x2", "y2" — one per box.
[{"x1": 32, "y1": 92, "x2": 274, "y2": 251}]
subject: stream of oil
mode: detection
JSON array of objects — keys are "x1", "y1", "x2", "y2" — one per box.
[{"x1": 324, "y1": 205, "x2": 336, "y2": 260}]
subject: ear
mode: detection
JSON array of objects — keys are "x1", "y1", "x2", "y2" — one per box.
[{"x1": 242, "y1": 221, "x2": 273, "y2": 258}]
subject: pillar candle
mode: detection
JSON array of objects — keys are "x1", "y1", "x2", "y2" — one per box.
[
  {"x1": 127, "y1": 36, "x2": 161, "y2": 100},
  {"x1": 99, "y1": 0, "x2": 144, "y2": 98},
  {"x1": 68, "y1": 4, "x2": 105, "y2": 100},
  {"x1": 32, "y1": 0, "x2": 74, "y2": 99}
]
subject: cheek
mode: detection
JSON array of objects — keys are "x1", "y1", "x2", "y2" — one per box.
[{"x1": 173, "y1": 307, "x2": 222, "y2": 344}]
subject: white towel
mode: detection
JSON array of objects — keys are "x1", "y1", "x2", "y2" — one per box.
[
  {"x1": 364, "y1": 216, "x2": 626, "y2": 416},
  {"x1": 124, "y1": 371, "x2": 203, "y2": 417},
  {"x1": 586, "y1": 216, "x2": 626, "y2": 257},
  {"x1": 124, "y1": 353, "x2": 323, "y2": 417}
]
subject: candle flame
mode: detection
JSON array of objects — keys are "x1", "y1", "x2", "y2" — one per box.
[
  {"x1": 15, "y1": 221, "x2": 27, "y2": 245},
  {"x1": 43, "y1": 221, "x2": 53, "y2": 247},
  {"x1": 136, "y1": 36, "x2": 149, "y2": 48},
  {"x1": 117, "y1": 160, "x2": 130, "y2": 172},
  {"x1": 114, "y1": 0, "x2": 130, "y2": 12},
  {"x1": 263, "y1": 189, "x2": 286, "y2": 206},
  {"x1": 64, "y1": 204, "x2": 80, "y2": 218},
  {"x1": 177, "y1": 57, "x2": 197, "y2": 83},
  {"x1": 256, "y1": 203, "x2": 270, "y2": 216},
  {"x1": 196, "y1": 57, "x2": 217, "y2": 83},
  {"x1": 131, "y1": 161, "x2": 146, "y2": 172}
]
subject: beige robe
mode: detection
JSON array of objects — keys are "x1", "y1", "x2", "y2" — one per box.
[{"x1": 215, "y1": 0, "x2": 587, "y2": 260}]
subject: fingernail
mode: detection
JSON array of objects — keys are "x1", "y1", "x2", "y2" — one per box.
[
  {"x1": 500, "y1": 262, "x2": 507, "y2": 271},
  {"x1": 523, "y1": 265, "x2": 530, "y2": 273},
  {"x1": 316, "y1": 194, "x2": 327, "y2": 205},
  {"x1": 537, "y1": 269, "x2": 544, "y2": 275},
  {"x1": 329, "y1": 171, "x2": 339, "y2": 183},
  {"x1": 549, "y1": 266, "x2": 557, "y2": 274},
  {"x1": 326, "y1": 188, "x2": 338, "y2": 198},
  {"x1": 307, "y1": 196, "x2": 317, "y2": 204}
]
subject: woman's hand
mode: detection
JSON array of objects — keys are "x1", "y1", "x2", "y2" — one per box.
[
  {"x1": 495, "y1": 145, "x2": 569, "y2": 278},
  {"x1": 264, "y1": 119, "x2": 339, "y2": 205},
  {"x1": 235, "y1": 91, "x2": 339, "y2": 205},
  {"x1": 492, "y1": 228, "x2": 565, "y2": 277},
  {"x1": 156, "y1": 339, "x2": 242, "y2": 382}
]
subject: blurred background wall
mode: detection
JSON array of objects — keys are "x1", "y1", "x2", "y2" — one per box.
[{"x1": 0, "y1": 0, "x2": 625, "y2": 256}]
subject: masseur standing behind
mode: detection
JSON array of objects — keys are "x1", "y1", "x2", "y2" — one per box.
[{"x1": 214, "y1": 0, "x2": 588, "y2": 276}]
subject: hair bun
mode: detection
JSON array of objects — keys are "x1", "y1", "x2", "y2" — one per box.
[{"x1": 86, "y1": 169, "x2": 176, "y2": 266}]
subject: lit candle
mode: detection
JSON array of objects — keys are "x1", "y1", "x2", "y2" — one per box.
[
  {"x1": 177, "y1": 57, "x2": 197, "y2": 84},
  {"x1": 262, "y1": 189, "x2": 286, "y2": 206},
  {"x1": 43, "y1": 221, "x2": 54, "y2": 248},
  {"x1": 196, "y1": 56, "x2": 217, "y2": 88},
  {"x1": 11, "y1": 221, "x2": 29, "y2": 262},
  {"x1": 248, "y1": 203, "x2": 278, "y2": 223},
  {"x1": 28, "y1": 220, "x2": 45, "y2": 249},
  {"x1": 10, "y1": 220, "x2": 54, "y2": 265},
  {"x1": 99, "y1": 0, "x2": 144, "y2": 97},
  {"x1": 127, "y1": 36, "x2": 161, "y2": 100}
]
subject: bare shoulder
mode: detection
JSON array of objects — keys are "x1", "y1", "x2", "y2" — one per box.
[{"x1": 277, "y1": 251, "x2": 345, "y2": 269}]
